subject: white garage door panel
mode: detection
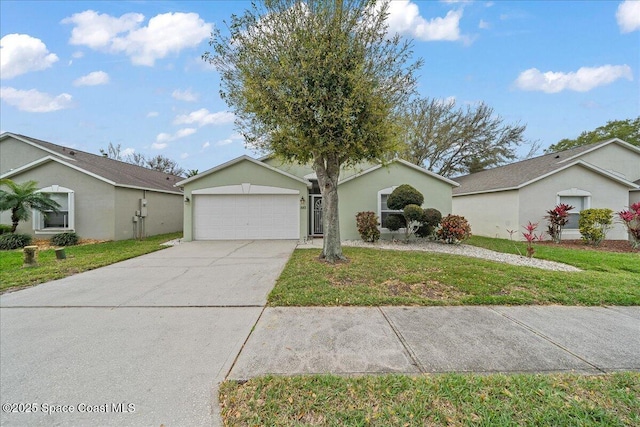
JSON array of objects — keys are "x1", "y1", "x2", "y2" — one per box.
[{"x1": 194, "y1": 194, "x2": 299, "y2": 240}]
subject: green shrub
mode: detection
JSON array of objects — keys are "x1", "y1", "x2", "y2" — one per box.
[
  {"x1": 437, "y1": 214, "x2": 471, "y2": 244},
  {"x1": 386, "y1": 185, "x2": 424, "y2": 210},
  {"x1": 403, "y1": 204, "x2": 424, "y2": 222},
  {"x1": 579, "y1": 208, "x2": 613, "y2": 246},
  {"x1": 385, "y1": 214, "x2": 405, "y2": 232},
  {"x1": 0, "y1": 224, "x2": 12, "y2": 235},
  {"x1": 416, "y1": 208, "x2": 442, "y2": 238},
  {"x1": 0, "y1": 233, "x2": 32, "y2": 250},
  {"x1": 355, "y1": 211, "x2": 380, "y2": 243},
  {"x1": 51, "y1": 232, "x2": 79, "y2": 247}
]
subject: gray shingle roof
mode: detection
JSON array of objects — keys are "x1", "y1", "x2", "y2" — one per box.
[
  {"x1": 9, "y1": 134, "x2": 183, "y2": 194},
  {"x1": 453, "y1": 139, "x2": 636, "y2": 195}
]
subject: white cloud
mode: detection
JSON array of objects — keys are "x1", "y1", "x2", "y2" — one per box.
[
  {"x1": 73, "y1": 70, "x2": 109, "y2": 86},
  {"x1": 201, "y1": 141, "x2": 210, "y2": 150},
  {"x1": 72, "y1": 51, "x2": 84, "y2": 59},
  {"x1": 386, "y1": 2, "x2": 465, "y2": 42},
  {"x1": 617, "y1": 0, "x2": 640, "y2": 33},
  {"x1": 155, "y1": 127, "x2": 196, "y2": 144},
  {"x1": 146, "y1": 111, "x2": 159, "y2": 118},
  {"x1": 172, "y1": 89, "x2": 198, "y2": 102},
  {"x1": 514, "y1": 65, "x2": 633, "y2": 93},
  {"x1": 478, "y1": 19, "x2": 490, "y2": 30},
  {"x1": 62, "y1": 10, "x2": 213, "y2": 66},
  {"x1": 216, "y1": 132, "x2": 243, "y2": 146},
  {"x1": 173, "y1": 108, "x2": 235, "y2": 127},
  {"x1": 180, "y1": 152, "x2": 189, "y2": 159},
  {"x1": 0, "y1": 87, "x2": 72, "y2": 112},
  {"x1": 151, "y1": 142, "x2": 168, "y2": 150},
  {"x1": 0, "y1": 34, "x2": 59, "y2": 79},
  {"x1": 121, "y1": 147, "x2": 135, "y2": 156}
]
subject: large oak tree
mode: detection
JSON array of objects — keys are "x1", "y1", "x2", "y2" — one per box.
[
  {"x1": 205, "y1": 0, "x2": 420, "y2": 262},
  {"x1": 546, "y1": 117, "x2": 639, "y2": 153},
  {"x1": 398, "y1": 97, "x2": 528, "y2": 177}
]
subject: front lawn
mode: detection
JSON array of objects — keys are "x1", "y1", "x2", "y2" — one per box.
[
  {"x1": 0, "y1": 232, "x2": 182, "y2": 292},
  {"x1": 220, "y1": 372, "x2": 640, "y2": 426},
  {"x1": 268, "y1": 240, "x2": 639, "y2": 306}
]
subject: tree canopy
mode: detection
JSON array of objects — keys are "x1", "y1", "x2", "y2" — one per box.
[
  {"x1": 99, "y1": 142, "x2": 185, "y2": 176},
  {"x1": 205, "y1": 0, "x2": 421, "y2": 262},
  {"x1": 397, "y1": 97, "x2": 529, "y2": 177},
  {"x1": 546, "y1": 117, "x2": 640, "y2": 153}
]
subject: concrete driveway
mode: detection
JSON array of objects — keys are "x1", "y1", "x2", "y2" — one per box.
[{"x1": 0, "y1": 240, "x2": 296, "y2": 427}]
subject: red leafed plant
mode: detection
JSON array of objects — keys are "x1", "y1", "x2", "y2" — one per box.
[
  {"x1": 522, "y1": 221, "x2": 544, "y2": 258},
  {"x1": 618, "y1": 202, "x2": 640, "y2": 249},
  {"x1": 437, "y1": 214, "x2": 471, "y2": 244},
  {"x1": 545, "y1": 203, "x2": 574, "y2": 243}
]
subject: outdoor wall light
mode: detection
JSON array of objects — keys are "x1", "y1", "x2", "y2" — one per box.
[
  {"x1": 300, "y1": 197, "x2": 306, "y2": 208},
  {"x1": 184, "y1": 197, "x2": 190, "y2": 203}
]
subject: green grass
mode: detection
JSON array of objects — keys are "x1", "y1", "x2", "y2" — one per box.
[
  {"x1": 466, "y1": 236, "x2": 639, "y2": 273},
  {"x1": 268, "y1": 241, "x2": 640, "y2": 306},
  {"x1": 220, "y1": 372, "x2": 640, "y2": 426},
  {"x1": 0, "y1": 232, "x2": 181, "y2": 292}
]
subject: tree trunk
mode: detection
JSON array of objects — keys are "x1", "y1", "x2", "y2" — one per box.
[
  {"x1": 314, "y1": 155, "x2": 346, "y2": 263},
  {"x1": 11, "y1": 209, "x2": 20, "y2": 233}
]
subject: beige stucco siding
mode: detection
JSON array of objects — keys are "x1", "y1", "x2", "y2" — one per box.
[
  {"x1": 519, "y1": 165, "x2": 631, "y2": 240},
  {"x1": 0, "y1": 137, "x2": 50, "y2": 175},
  {"x1": 114, "y1": 188, "x2": 183, "y2": 240},
  {"x1": 577, "y1": 143, "x2": 640, "y2": 182},
  {"x1": 1, "y1": 161, "x2": 117, "y2": 240},
  {"x1": 452, "y1": 190, "x2": 519, "y2": 240},
  {"x1": 180, "y1": 159, "x2": 309, "y2": 241},
  {"x1": 338, "y1": 163, "x2": 454, "y2": 240},
  {"x1": 630, "y1": 191, "x2": 640, "y2": 206}
]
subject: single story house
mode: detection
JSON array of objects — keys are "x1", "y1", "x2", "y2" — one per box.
[
  {"x1": 0, "y1": 132, "x2": 184, "y2": 241},
  {"x1": 176, "y1": 155, "x2": 459, "y2": 241},
  {"x1": 452, "y1": 138, "x2": 640, "y2": 241}
]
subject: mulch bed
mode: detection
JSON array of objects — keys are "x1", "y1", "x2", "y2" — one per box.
[
  {"x1": 32, "y1": 239, "x2": 107, "y2": 251},
  {"x1": 538, "y1": 240, "x2": 639, "y2": 253}
]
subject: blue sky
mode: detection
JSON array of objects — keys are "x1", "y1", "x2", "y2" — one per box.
[{"x1": 1, "y1": 0, "x2": 639, "y2": 173}]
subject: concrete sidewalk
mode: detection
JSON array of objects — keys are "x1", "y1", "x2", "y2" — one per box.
[{"x1": 228, "y1": 305, "x2": 640, "y2": 379}]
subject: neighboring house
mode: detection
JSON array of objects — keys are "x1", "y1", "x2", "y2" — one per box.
[
  {"x1": 452, "y1": 138, "x2": 640, "y2": 241},
  {"x1": 0, "y1": 132, "x2": 183, "y2": 241},
  {"x1": 176, "y1": 155, "x2": 459, "y2": 241}
]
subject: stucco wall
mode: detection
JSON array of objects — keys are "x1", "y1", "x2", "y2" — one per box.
[
  {"x1": 0, "y1": 137, "x2": 50, "y2": 174},
  {"x1": 577, "y1": 143, "x2": 640, "y2": 182},
  {"x1": 630, "y1": 191, "x2": 640, "y2": 206},
  {"x1": 338, "y1": 162, "x2": 454, "y2": 240},
  {"x1": 263, "y1": 157, "x2": 378, "y2": 181},
  {"x1": 519, "y1": 165, "x2": 631, "y2": 240},
  {"x1": 452, "y1": 190, "x2": 519, "y2": 240},
  {"x1": 180, "y1": 159, "x2": 309, "y2": 241},
  {"x1": 114, "y1": 188, "x2": 183, "y2": 240},
  {"x1": 1, "y1": 161, "x2": 117, "y2": 240}
]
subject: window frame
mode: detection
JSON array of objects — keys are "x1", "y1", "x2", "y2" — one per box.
[
  {"x1": 33, "y1": 185, "x2": 75, "y2": 234},
  {"x1": 378, "y1": 186, "x2": 403, "y2": 231},
  {"x1": 557, "y1": 188, "x2": 591, "y2": 231}
]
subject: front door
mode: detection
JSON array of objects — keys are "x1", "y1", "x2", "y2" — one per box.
[{"x1": 311, "y1": 195, "x2": 323, "y2": 236}]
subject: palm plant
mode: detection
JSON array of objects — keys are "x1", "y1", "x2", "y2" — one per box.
[{"x1": 0, "y1": 179, "x2": 60, "y2": 233}]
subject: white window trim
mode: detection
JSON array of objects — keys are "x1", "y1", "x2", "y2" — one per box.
[
  {"x1": 378, "y1": 186, "x2": 402, "y2": 232},
  {"x1": 557, "y1": 188, "x2": 591, "y2": 232},
  {"x1": 33, "y1": 185, "x2": 75, "y2": 234}
]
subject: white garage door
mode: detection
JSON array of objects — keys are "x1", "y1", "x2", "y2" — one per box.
[{"x1": 193, "y1": 194, "x2": 299, "y2": 240}]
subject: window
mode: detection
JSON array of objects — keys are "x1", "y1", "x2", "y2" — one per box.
[
  {"x1": 557, "y1": 188, "x2": 591, "y2": 230},
  {"x1": 378, "y1": 187, "x2": 401, "y2": 229},
  {"x1": 33, "y1": 185, "x2": 75, "y2": 232}
]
